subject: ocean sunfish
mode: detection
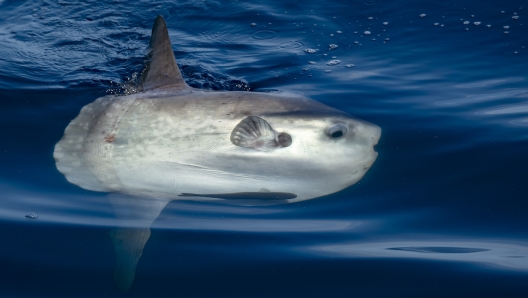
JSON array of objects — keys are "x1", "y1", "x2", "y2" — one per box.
[{"x1": 53, "y1": 16, "x2": 381, "y2": 292}]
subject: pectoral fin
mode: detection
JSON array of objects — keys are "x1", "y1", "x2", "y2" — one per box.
[{"x1": 230, "y1": 116, "x2": 292, "y2": 151}]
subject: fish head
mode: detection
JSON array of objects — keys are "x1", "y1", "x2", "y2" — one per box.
[{"x1": 226, "y1": 102, "x2": 381, "y2": 202}]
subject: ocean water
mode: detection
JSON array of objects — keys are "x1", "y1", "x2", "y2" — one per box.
[{"x1": 1, "y1": 0, "x2": 528, "y2": 297}]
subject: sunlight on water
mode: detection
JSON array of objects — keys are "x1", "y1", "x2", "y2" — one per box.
[
  {"x1": 454, "y1": 77, "x2": 524, "y2": 88},
  {"x1": 435, "y1": 89, "x2": 528, "y2": 106},
  {"x1": 511, "y1": 118, "x2": 528, "y2": 126},
  {"x1": 476, "y1": 102, "x2": 528, "y2": 115}
]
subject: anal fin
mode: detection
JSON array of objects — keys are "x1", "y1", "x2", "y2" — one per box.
[
  {"x1": 109, "y1": 228, "x2": 151, "y2": 292},
  {"x1": 108, "y1": 195, "x2": 169, "y2": 292}
]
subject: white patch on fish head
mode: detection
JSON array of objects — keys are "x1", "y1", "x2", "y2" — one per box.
[
  {"x1": 205, "y1": 111, "x2": 380, "y2": 202},
  {"x1": 267, "y1": 113, "x2": 380, "y2": 199}
]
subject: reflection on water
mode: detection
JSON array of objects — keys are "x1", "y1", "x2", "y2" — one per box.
[
  {"x1": 157, "y1": 217, "x2": 364, "y2": 233},
  {"x1": 0, "y1": 183, "x2": 371, "y2": 232},
  {"x1": 308, "y1": 239, "x2": 528, "y2": 271},
  {"x1": 388, "y1": 246, "x2": 489, "y2": 254}
]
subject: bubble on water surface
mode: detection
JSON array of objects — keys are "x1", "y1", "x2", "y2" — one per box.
[
  {"x1": 328, "y1": 44, "x2": 338, "y2": 50},
  {"x1": 250, "y1": 23, "x2": 256, "y2": 27},
  {"x1": 420, "y1": 14, "x2": 426, "y2": 18},
  {"x1": 512, "y1": 16, "x2": 519, "y2": 20},
  {"x1": 474, "y1": 22, "x2": 481, "y2": 26},
  {"x1": 324, "y1": 70, "x2": 332, "y2": 73},
  {"x1": 383, "y1": 22, "x2": 388, "y2": 25},
  {"x1": 336, "y1": 31, "x2": 342, "y2": 34},
  {"x1": 25, "y1": 212, "x2": 38, "y2": 220},
  {"x1": 326, "y1": 60, "x2": 340, "y2": 66},
  {"x1": 364, "y1": 31, "x2": 371, "y2": 35},
  {"x1": 345, "y1": 64, "x2": 355, "y2": 68},
  {"x1": 304, "y1": 49, "x2": 318, "y2": 54},
  {"x1": 463, "y1": 21, "x2": 470, "y2": 25},
  {"x1": 504, "y1": 26, "x2": 509, "y2": 29}
]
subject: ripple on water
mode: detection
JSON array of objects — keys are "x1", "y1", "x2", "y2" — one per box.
[
  {"x1": 363, "y1": 0, "x2": 383, "y2": 5},
  {"x1": 278, "y1": 40, "x2": 303, "y2": 49},
  {"x1": 251, "y1": 30, "x2": 278, "y2": 40},
  {"x1": 475, "y1": 102, "x2": 528, "y2": 116},
  {"x1": 180, "y1": 64, "x2": 250, "y2": 91},
  {"x1": 510, "y1": 118, "x2": 528, "y2": 126},
  {"x1": 435, "y1": 89, "x2": 528, "y2": 107},
  {"x1": 434, "y1": 83, "x2": 528, "y2": 127}
]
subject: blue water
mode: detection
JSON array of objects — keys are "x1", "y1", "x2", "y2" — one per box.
[{"x1": 1, "y1": 0, "x2": 528, "y2": 296}]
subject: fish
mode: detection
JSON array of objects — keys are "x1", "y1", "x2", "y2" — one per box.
[{"x1": 53, "y1": 15, "x2": 381, "y2": 292}]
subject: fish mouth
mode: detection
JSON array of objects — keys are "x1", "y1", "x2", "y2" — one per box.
[{"x1": 371, "y1": 125, "x2": 381, "y2": 148}]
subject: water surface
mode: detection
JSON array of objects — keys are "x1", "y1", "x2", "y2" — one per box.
[{"x1": 1, "y1": 0, "x2": 528, "y2": 297}]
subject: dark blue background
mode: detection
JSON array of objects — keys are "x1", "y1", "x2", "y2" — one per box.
[{"x1": 1, "y1": 0, "x2": 528, "y2": 297}]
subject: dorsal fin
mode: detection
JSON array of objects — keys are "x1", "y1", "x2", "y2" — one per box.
[{"x1": 141, "y1": 15, "x2": 189, "y2": 91}]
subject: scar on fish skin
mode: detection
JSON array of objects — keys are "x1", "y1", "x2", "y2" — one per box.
[{"x1": 105, "y1": 134, "x2": 116, "y2": 143}]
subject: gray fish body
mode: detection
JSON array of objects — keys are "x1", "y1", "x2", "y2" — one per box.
[
  {"x1": 55, "y1": 89, "x2": 380, "y2": 203},
  {"x1": 52, "y1": 15, "x2": 380, "y2": 292}
]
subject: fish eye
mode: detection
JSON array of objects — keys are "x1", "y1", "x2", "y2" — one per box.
[
  {"x1": 278, "y1": 132, "x2": 292, "y2": 147},
  {"x1": 327, "y1": 124, "x2": 348, "y2": 139}
]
